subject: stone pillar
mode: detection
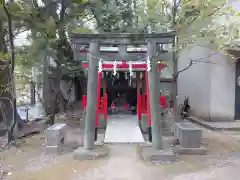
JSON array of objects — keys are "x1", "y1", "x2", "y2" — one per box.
[
  {"x1": 147, "y1": 41, "x2": 163, "y2": 150},
  {"x1": 84, "y1": 41, "x2": 100, "y2": 150}
]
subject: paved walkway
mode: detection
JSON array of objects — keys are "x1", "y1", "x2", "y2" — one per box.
[{"x1": 104, "y1": 114, "x2": 144, "y2": 143}]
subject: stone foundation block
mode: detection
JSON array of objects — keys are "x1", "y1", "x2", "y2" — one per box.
[
  {"x1": 45, "y1": 123, "x2": 67, "y2": 155},
  {"x1": 172, "y1": 145, "x2": 207, "y2": 155},
  {"x1": 73, "y1": 145, "x2": 109, "y2": 160},
  {"x1": 175, "y1": 122, "x2": 202, "y2": 148},
  {"x1": 140, "y1": 146, "x2": 176, "y2": 163}
]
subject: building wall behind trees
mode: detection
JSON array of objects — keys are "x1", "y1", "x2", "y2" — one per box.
[{"x1": 178, "y1": 43, "x2": 235, "y2": 121}]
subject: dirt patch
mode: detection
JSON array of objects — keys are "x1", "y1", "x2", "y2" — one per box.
[{"x1": 1, "y1": 124, "x2": 240, "y2": 180}]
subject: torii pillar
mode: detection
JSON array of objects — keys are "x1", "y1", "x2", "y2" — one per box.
[
  {"x1": 84, "y1": 41, "x2": 99, "y2": 150},
  {"x1": 140, "y1": 41, "x2": 175, "y2": 163},
  {"x1": 74, "y1": 41, "x2": 108, "y2": 160},
  {"x1": 147, "y1": 41, "x2": 163, "y2": 150}
]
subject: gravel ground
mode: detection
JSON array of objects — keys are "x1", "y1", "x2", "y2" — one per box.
[{"x1": 1, "y1": 116, "x2": 240, "y2": 180}]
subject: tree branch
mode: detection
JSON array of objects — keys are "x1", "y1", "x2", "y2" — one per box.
[
  {"x1": 187, "y1": 4, "x2": 227, "y2": 27},
  {"x1": 4, "y1": 28, "x2": 29, "y2": 44},
  {"x1": 173, "y1": 46, "x2": 223, "y2": 80},
  {"x1": 207, "y1": 7, "x2": 222, "y2": 17},
  {"x1": 173, "y1": 59, "x2": 193, "y2": 80},
  {"x1": 13, "y1": 28, "x2": 29, "y2": 38},
  {"x1": 191, "y1": 46, "x2": 224, "y2": 62}
]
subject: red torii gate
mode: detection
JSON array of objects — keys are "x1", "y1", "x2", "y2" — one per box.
[{"x1": 81, "y1": 60, "x2": 167, "y2": 130}]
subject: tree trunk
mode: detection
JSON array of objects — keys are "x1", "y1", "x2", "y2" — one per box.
[
  {"x1": 30, "y1": 81, "x2": 36, "y2": 105},
  {"x1": 47, "y1": 64, "x2": 62, "y2": 125},
  {"x1": 58, "y1": 92, "x2": 65, "y2": 113},
  {"x1": 0, "y1": 19, "x2": 6, "y2": 53},
  {"x1": 42, "y1": 53, "x2": 51, "y2": 114},
  {"x1": 0, "y1": 13, "x2": 23, "y2": 143},
  {"x1": 172, "y1": 35, "x2": 181, "y2": 121},
  {"x1": 172, "y1": 79, "x2": 180, "y2": 120},
  {"x1": 0, "y1": 67, "x2": 23, "y2": 137}
]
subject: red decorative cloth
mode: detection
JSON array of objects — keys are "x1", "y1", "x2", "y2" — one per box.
[{"x1": 160, "y1": 96, "x2": 167, "y2": 110}]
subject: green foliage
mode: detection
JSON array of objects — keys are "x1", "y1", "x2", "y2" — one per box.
[
  {"x1": 89, "y1": 0, "x2": 135, "y2": 32},
  {"x1": 128, "y1": 0, "x2": 240, "y2": 51},
  {"x1": 73, "y1": 0, "x2": 88, "y2": 5},
  {"x1": 64, "y1": 62, "x2": 84, "y2": 78},
  {"x1": 0, "y1": 83, "x2": 12, "y2": 94},
  {"x1": 0, "y1": 52, "x2": 10, "y2": 61}
]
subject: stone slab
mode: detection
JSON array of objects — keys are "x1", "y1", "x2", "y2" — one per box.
[
  {"x1": 172, "y1": 145, "x2": 207, "y2": 155},
  {"x1": 45, "y1": 145, "x2": 63, "y2": 155},
  {"x1": 104, "y1": 114, "x2": 144, "y2": 143},
  {"x1": 140, "y1": 146, "x2": 176, "y2": 163},
  {"x1": 73, "y1": 145, "x2": 109, "y2": 160}
]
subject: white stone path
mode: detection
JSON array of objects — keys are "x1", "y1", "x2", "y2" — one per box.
[{"x1": 104, "y1": 114, "x2": 145, "y2": 143}]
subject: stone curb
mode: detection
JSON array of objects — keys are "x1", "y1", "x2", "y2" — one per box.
[{"x1": 186, "y1": 117, "x2": 240, "y2": 131}]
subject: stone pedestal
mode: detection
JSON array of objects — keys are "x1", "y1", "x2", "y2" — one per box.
[
  {"x1": 173, "y1": 122, "x2": 206, "y2": 155},
  {"x1": 178, "y1": 123, "x2": 202, "y2": 148},
  {"x1": 172, "y1": 145, "x2": 207, "y2": 155},
  {"x1": 45, "y1": 123, "x2": 67, "y2": 155},
  {"x1": 73, "y1": 145, "x2": 109, "y2": 160}
]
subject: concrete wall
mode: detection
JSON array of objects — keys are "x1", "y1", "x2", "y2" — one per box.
[
  {"x1": 209, "y1": 52, "x2": 235, "y2": 121},
  {"x1": 178, "y1": 44, "x2": 235, "y2": 121},
  {"x1": 178, "y1": 45, "x2": 212, "y2": 120}
]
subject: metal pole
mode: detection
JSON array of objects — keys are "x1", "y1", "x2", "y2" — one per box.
[{"x1": 84, "y1": 41, "x2": 99, "y2": 150}]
